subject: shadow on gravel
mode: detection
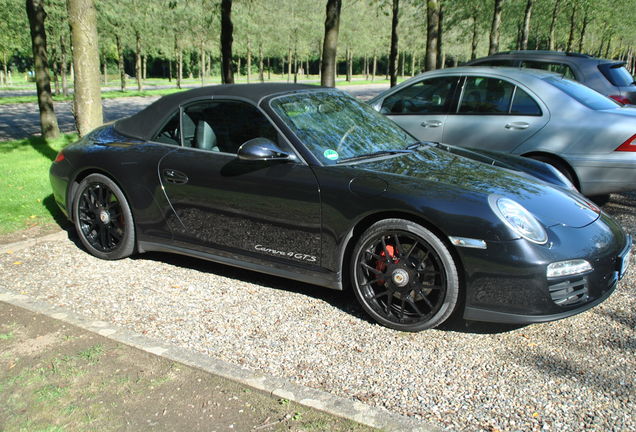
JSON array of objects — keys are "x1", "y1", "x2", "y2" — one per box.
[
  {"x1": 437, "y1": 318, "x2": 526, "y2": 334},
  {"x1": 133, "y1": 250, "x2": 368, "y2": 321}
]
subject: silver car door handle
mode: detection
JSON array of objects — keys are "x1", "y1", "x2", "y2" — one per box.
[
  {"x1": 421, "y1": 120, "x2": 443, "y2": 128},
  {"x1": 505, "y1": 122, "x2": 530, "y2": 130}
]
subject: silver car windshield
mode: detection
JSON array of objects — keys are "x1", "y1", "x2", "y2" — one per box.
[
  {"x1": 270, "y1": 90, "x2": 418, "y2": 165},
  {"x1": 545, "y1": 77, "x2": 620, "y2": 110}
]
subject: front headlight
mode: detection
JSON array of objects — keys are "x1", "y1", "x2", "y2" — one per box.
[{"x1": 489, "y1": 195, "x2": 547, "y2": 244}]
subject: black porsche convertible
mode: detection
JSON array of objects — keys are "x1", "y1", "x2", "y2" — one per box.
[{"x1": 50, "y1": 84, "x2": 632, "y2": 331}]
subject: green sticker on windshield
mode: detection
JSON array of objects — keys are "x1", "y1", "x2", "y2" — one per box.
[{"x1": 324, "y1": 149, "x2": 339, "y2": 161}]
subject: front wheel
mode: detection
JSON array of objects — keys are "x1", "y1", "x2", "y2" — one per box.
[
  {"x1": 350, "y1": 219, "x2": 459, "y2": 331},
  {"x1": 72, "y1": 173, "x2": 135, "y2": 260}
]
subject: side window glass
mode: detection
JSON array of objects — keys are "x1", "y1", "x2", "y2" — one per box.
[
  {"x1": 458, "y1": 77, "x2": 514, "y2": 114},
  {"x1": 510, "y1": 87, "x2": 542, "y2": 116},
  {"x1": 182, "y1": 101, "x2": 279, "y2": 154},
  {"x1": 380, "y1": 76, "x2": 457, "y2": 115},
  {"x1": 152, "y1": 112, "x2": 180, "y2": 145},
  {"x1": 521, "y1": 61, "x2": 576, "y2": 80}
]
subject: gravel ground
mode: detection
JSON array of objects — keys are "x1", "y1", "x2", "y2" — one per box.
[{"x1": 1, "y1": 192, "x2": 634, "y2": 431}]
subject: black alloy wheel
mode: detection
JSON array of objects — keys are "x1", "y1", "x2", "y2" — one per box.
[
  {"x1": 73, "y1": 173, "x2": 135, "y2": 260},
  {"x1": 351, "y1": 219, "x2": 459, "y2": 331}
]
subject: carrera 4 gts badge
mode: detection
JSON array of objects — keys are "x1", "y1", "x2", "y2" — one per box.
[{"x1": 255, "y1": 244, "x2": 317, "y2": 263}]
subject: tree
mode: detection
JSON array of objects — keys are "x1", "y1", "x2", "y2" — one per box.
[
  {"x1": 67, "y1": 0, "x2": 103, "y2": 136},
  {"x1": 388, "y1": 0, "x2": 399, "y2": 87},
  {"x1": 520, "y1": 0, "x2": 533, "y2": 50},
  {"x1": 26, "y1": 0, "x2": 59, "y2": 139},
  {"x1": 220, "y1": 0, "x2": 234, "y2": 84},
  {"x1": 320, "y1": 0, "x2": 341, "y2": 87},
  {"x1": 488, "y1": 0, "x2": 504, "y2": 55},
  {"x1": 425, "y1": 0, "x2": 440, "y2": 71},
  {"x1": 547, "y1": 0, "x2": 562, "y2": 50},
  {"x1": 0, "y1": 0, "x2": 29, "y2": 85}
]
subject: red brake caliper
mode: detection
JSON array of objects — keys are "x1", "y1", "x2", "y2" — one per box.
[{"x1": 375, "y1": 245, "x2": 397, "y2": 285}]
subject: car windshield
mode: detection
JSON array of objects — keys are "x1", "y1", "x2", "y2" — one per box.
[
  {"x1": 270, "y1": 90, "x2": 418, "y2": 165},
  {"x1": 545, "y1": 76, "x2": 620, "y2": 110}
]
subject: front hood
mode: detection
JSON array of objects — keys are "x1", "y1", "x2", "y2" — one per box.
[{"x1": 358, "y1": 147, "x2": 599, "y2": 228}]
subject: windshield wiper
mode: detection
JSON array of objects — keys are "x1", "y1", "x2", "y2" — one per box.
[
  {"x1": 335, "y1": 149, "x2": 412, "y2": 164},
  {"x1": 405, "y1": 141, "x2": 436, "y2": 151}
]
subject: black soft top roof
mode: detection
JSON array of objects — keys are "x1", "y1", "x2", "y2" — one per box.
[{"x1": 114, "y1": 83, "x2": 317, "y2": 141}]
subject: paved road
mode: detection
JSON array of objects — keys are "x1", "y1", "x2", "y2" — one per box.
[{"x1": 0, "y1": 84, "x2": 389, "y2": 141}]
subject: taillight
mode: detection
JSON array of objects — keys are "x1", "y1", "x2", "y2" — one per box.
[
  {"x1": 615, "y1": 134, "x2": 636, "y2": 152},
  {"x1": 609, "y1": 94, "x2": 631, "y2": 105},
  {"x1": 54, "y1": 151, "x2": 65, "y2": 162}
]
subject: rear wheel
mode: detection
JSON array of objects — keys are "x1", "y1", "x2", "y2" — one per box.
[
  {"x1": 72, "y1": 174, "x2": 135, "y2": 260},
  {"x1": 350, "y1": 219, "x2": 459, "y2": 331}
]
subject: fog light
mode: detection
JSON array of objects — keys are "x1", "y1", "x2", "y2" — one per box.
[{"x1": 547, "y1": 260, "x2": 592, "y2": 278}]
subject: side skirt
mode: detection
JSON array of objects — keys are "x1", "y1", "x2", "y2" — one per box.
[{"x1": 138, "y1": 241, "x2": 343, "y2": 291}]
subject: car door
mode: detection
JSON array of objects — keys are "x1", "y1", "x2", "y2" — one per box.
[
  {"x1": 157, "y1": 99, "x2": 322, "y2": 266},
  {"x1": 442, "y1": 76, "x2": 550, "y2": 152},
  {"x1": 379, "y1": 76, "x2": 460, "y2": 142}
]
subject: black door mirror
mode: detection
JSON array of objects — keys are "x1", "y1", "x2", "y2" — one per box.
[{"x1": 237, "y1": 138, "x2": 294, "y2": 161}]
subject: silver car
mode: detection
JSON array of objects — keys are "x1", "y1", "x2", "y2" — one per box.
[{"x1": 368, "y1": 67, "x2": 636, "y2": 196}]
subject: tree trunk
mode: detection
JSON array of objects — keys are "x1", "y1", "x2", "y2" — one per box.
[
  {"x1": 2, "y1": 53, "x2": 7, "y2": 85},
  {"x1": 102, "y1": 54, "x2": 107, "y2": 85},
  {"x1": 345, "y1": 46, "x2": 351, "y2": 82},
  {"x1": 488, "y1": 0, "x2": 504, "y2": 55},
  {"x1": 220, "y1": 0, "x2": 234, "y2": 84},
  {"x1": 246, "y1": 38, "x2": 251, "y2": 83},
  {"x1": 318, "y1": 39, "x2": 323, "y2": 81},
  {"x1": 115, "y1": 34, "x2": 125, "y2": 91},
  {"x1": 293, "y1": 47, "x2": 298, "y2": 83},
  {"x1": 436, "y1": 0, "x2": 444, "y2": 69},
  {"x1": 578, "y1": 8, "x2": 589, "y2": 53},
  {"x1": 372, "y1": 52, "x2": 377, "y2": 81},
  {"x1": 363, "y1": 54, "x2": 368, "y2": 80},
  {"x1": 200, "y1": 43, "x2": 205, "y2": 85},
  {"x1": 388, "y1": 0, "x2": 399, "y2": 87},
  {"x1": 320, "y1": 0, "x2": 341, "y2": 87},
  {"x1": 237, "y1": 56, "x2": 241, "y2": 78},
  {"x1": 142, "y1": 54, "x2": 147, "y2": 80},
  {"x1": 471, "y1": 11, "x2": 479, "y2": 60},
  {"x1": 26, "y1": 0, "x2": 59, "y2": 139},
  {"x1": 287, "y1": 46, "x2": 292, "y2": 82},
  {"x1": 605, "y1": 36, "x2": 612, "y2": 58},
  {"x1": 177, "y1": 50, "x2": 182, "y2": 89},
  {"x1": 425, "y1": 0, "x2": 439, "y2": 71},
  {"x1": 258, "y1": 42, "x2": 264, "y2": 82},
  {"x1": 267, "y1": 57, "x2": 270, "y2": 80},
  {"x1": 548, "y1": 0, "x2": 561, "y2": 51},
  {"x1": 410, "y1": 52, "x2": 415, "y2": 76},
  {"x1": 67, "y1": 0, "x2": 103, "y2": 136},
  {"x1": 520, "y1": 0, "x2": 533, "y2": 50},
  {"x1": 566, "y1": 3, "x2": 577, "y2": 52},
  {"x1": 52, "y1": 59, "x2": 59, "y2": 95},
  {"x1": 134, "y1": 31, "x2": 142, "y2": 91}
]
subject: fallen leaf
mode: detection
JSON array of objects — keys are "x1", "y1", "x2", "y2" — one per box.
[{"x1": 13, "y1": 261, "x2": 22, "y2": 265}]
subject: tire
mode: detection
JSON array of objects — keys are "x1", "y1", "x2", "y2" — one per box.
[
  {"x1": 72, "y1": 173, "x2": 135, "y2": 260},
  {"x1": 350, "y1": 219, "x2": 459, "y2": 331}
]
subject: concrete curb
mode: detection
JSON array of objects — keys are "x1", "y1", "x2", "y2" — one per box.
[
  {"x1": 0, "y1": 230, "x2": 68, "y2": 254},
  {"x1": 0, "y1": 240, "x2": 442, "y2": 432}
]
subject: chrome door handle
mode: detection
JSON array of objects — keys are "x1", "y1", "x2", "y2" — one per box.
[
  {"x1": 505, "y1": 122, "x2": 530, "y2": 130},
  {"x1": 421, "y1": 120, "x2": 443, "y2": 128}
]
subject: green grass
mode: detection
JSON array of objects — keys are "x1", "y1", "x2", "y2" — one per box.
[
  {"x1": 0, "y1": 331, "x2": 14, "y2": 340},
  {"x1": 0, "y1": 134, "x2": 78, "y2": 234}
]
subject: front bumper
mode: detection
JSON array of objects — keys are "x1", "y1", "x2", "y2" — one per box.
[{"x1": 458, "y1": 213, "x2": 630, "y2": 325}]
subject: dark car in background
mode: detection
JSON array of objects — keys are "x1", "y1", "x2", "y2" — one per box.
[
  {"x1": 465, "y1": 50, "x2": 636, "y2": 105},
  {"x1": 50, "y1": 84, "x2": 631, "y2": 332}
]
